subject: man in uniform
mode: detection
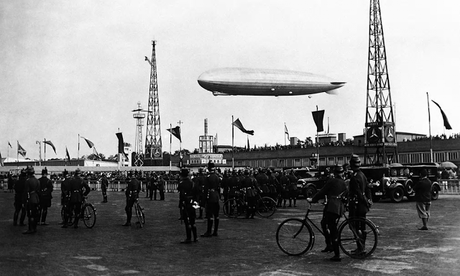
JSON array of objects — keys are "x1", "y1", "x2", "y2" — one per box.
[
  {"x1": 201, "y1": 164, "x2": 221, "y2": 237},
  {"x1": 241, "y1": 169, "x2": 258, "y2": 219},
  {"x1": 61, "y1": 170, "x2": 72, "y2": 226},
  {"x1": 123, "y1": 172, "x2": 141, "y2": 226},
  {"x1": 157, "y1": 174, "x2": 166, "y2": 201},
  {"x1": 308, "y1": 165, "x2": 348, "y2": 262},
  {"x1": 101, "y1": 173, "x2": 109, "y2": 203},
  {"x1": 23, "y1": 166, "x2": 40, "y2": 234},
  {"x1": 348, "y1": 154, "x2": 372, "y2": 255},
  {"x1": 38, "y1": 168, "x2": 53, "y2": 225},
  {"x1": 193, "y1": 168, "x2": 206, "y2": 219},
  {"x1": 177, "y1": 168, "x2": 199, "y2": 243},
  {"x1": 66, "y1": 168, "x2": 90, "y2": 229},
  {"x1": 13, "y1": 170, "x2": 27, "y2": 226}
]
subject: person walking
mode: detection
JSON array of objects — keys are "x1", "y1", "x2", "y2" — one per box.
[
  {"x1": 414, "y1": 168, "x2": 432, "y2": 230},
  {"x1": 23, "y1": 166, "x2": 40, "y2": 234},
  {"x1": 38, "y1": 168, "x2": 53, "y2": 225},
  {"x1": 308, "y1": 165, "x2": 348, "y2": 262},
  {"x1": 348, "y1": 154, "x2": 372, "y2": 255},
  {"x1": 123, "y1": 172, "x2": 141, "y2": 226},
  {"x1": 100, "y1": 173, "x2": 109, "y2": 203},
  {"x1": 177, "y1": 168, "x2": 199, "y2": 243}
]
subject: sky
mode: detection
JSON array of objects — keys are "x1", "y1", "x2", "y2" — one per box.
[{"x1": 1, "y1": 0, "x2": 459, "y2": 161}]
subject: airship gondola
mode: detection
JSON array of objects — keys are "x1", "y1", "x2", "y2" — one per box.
[{"x1": 197, "y1": 67, "x2": 345, "y2": 96}]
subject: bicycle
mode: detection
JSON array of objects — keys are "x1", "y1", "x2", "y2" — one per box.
[
  {"x1": 223, "y1": 191, "x2": 277, "y2": 218},
  {"x1": 61, "y1": 197, "x2": 96, "y2": 228},
  {"x1": 276, "y1": 200, "x2": 379, "y2": 259},
  {"x1": 134, "y1": 198, "x2": 145, "y2": 228}
]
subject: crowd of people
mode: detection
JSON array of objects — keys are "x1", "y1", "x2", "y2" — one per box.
[{"x1": 7, "y1": 155, "x2": 434, "y2": 263}]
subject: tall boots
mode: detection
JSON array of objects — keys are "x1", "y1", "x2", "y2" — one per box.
[
  {"x1": 123, "y1": 208, "x2": 132, "y2": 226},
  {"x1": 23, "y1": 216, "x2": 37, "y2": 234},
  {"x1": 201, "y1": 218, "x2": 213, "y2": 237},
  {"x1": 39, "y1": 208, "x2": 48, "y2": 225},
  {"x1": 192, "y1": 226, "x2": 197, "y2": 241},
  {"x1": 181, "y1": 225, "x2": 198, "y2": 244},
  {"x1": 212, "y1": 218, "x2": 219, "y2": 236}
]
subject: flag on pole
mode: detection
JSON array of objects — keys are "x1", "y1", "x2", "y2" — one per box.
[
  {"x1": 8, "y1": 141, "x2": 12, "y2": 148},
  {"x1": 284, "y1": 124, "x2": 290, "y2": 140},
  {"x1": 431, "y1": 100, "x2": 452, "y2": 130},
  {"x1": 312, "y1": 110, "x2": 325, "y2": 132},
  {"x1": 233, "y1": 118, "x2": 254, "y2": 135},
  {"x1": 116, "y1": 132, "x2": 128, "y2": 158},
  {"x1": 66, "y1": 147, "x2": 71, "y2": 161},
  {"x1": 17, "y1": 141, "x2": 26, "y2": 157},
  {"x1": 167, "y1": 126, "x2": 182, "y2": 142},
  {"x1": 44, "y1": 140, "x2": 57, "y2": 154},
  {"x1": 82, "y1": 137, "x2": 95, "y2": 148}
]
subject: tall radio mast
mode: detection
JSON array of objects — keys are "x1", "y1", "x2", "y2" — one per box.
[{"x1": 364, "y1": 0, "x2": 398, "y2": 165}]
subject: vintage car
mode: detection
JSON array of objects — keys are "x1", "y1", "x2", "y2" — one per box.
[
  {"x1": 361, "y1": 163, "x2": 441, "y2": 203},
  {"x1": 295, "y1": 166, "x2": 333, "y2": 198}
]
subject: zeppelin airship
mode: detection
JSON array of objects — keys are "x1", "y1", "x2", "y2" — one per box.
[{"x1": 197, "y1": 67, "x2": 345, "y2": 96}]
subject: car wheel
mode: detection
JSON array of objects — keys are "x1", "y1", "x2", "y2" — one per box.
[
  {"x1": 305, "y1": 186, "x2": 317, "y2": 198},
  {"x1": 390, "y1": 187, "x2": 404, "y2": 203}
]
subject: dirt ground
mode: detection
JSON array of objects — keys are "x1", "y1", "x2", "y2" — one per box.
[{"x1": 1, "y1": 190, "x2": 460, "y2": 276}]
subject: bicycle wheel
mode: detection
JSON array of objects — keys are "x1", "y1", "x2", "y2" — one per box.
[
  {"x1": 276, "y1": 218, "x2": 314, "y2": 256},
  {"x1": 256, "y1": 197, "x2": 277, "y2": 218},
  {"x1": 223, "y1": 198, "x2": 240, "y2": 218},
  {"x1": 338, "y1": 217, "x2": 378, "y2": 259},
  {"x1": 82, "y1": 204, "x2": 96, "y2": 229}
]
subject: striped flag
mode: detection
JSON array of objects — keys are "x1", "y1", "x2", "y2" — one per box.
[
  {"x1": 44, "y1": 140, "x2": 57, "y2": 154},
  {"x1": 17, "y1": 141, "x2": 26, "y2": 157},
  {"x1": 167, "y1": 126, "x2": 182, "y2": 142},
  {"x1": 232, "y1": 118, "x2": 254, "y2": 135}
]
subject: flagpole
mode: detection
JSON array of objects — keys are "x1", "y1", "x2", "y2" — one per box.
[
  {"x1": 284, "y1": 123, "x2": 286, "y2": 147},
  {"x1": 36, "y1": 141, "x2": 42, "y2": 166},
  {"x1": 316, "y1": 106, "x2": 320, "y2": 168},
  {"x1": 427, "y1": 92, "x2": 433, "y2": 163},
  {"x1": 78, "y1": 134, "x2": 80, "y2": 162},
  {"x1": 16, "y1": 141, "x2": 18, "y2": 162},
  {"x1": 169, "y1": 123, "x2": 172, "y2": 173},
  {"x1": 232, "y1": 115, "x2": 234, "y2": 170},
  {"x1": 44, "y1": 138, "x2": 47, "y2": 162}
]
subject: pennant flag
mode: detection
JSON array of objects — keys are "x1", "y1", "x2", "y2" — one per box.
[
  {"x1": 116, "y1": 132, "x2": 128, "y2": 158},
  {"x1": 167, "y1": 126, "x2": 182, "y2": 142},
  {"x1": 82, "y1": 137, "x2": 95, "y2": 148},
  {"x1": 44, "y1": 140, "x2": 57, "y2": 154},
  {"x1": 432, "y1": 100, "x2": 452, "y2": 130},
  {"x1": 17, "y1": 141, "x2": 27, "y2": 157},
  {"x1": 312, "y1": 110, "x2": 325, "y2": 132},
  {"x1": 233, "y1": 118, "x2": 254, "y2": 135},
  {"x1": 284, "y1": 124, "x2": 290, "y2": 140},
  {"x1": 66, "y1": 147, "x2": 71, "y2": 161},
  {"x1": 8, "y1": 141, "x2": 12, "y2": 148}
]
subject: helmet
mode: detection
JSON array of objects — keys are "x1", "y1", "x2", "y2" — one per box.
[
  {"x1": 75, "y1": 168, "x2": 81, "y2": 175},
  {"x1": 26, "y1": 166, "x2": 35, "y2": 175}
]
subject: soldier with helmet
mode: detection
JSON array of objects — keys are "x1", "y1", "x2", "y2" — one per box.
[
  {"x1": 177, "y1": 168, "x2": 199, "y2": 243},
  {"x1": 123, "y1": 171, "x2": 141, "y2": 226},
  {"x1": 201, "y1": 163, "x2": 221, "y2": 237},
  {"x1": 64, "y1": 168, "x2": 90, "y2": 229},
  {"x1": 23, "y1": 166, "x2": 40, "y2": 234},
  {"x1": 38, "y1": 167, "x2": 53, "y2": 225},
  {"x1": 308, "y1": 165, "x2": 348, "y2": 262},
  {"x1": 348, "y1": 154, "x2": 372, "y2": 255}
]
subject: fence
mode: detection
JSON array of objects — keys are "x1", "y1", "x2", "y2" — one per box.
[{"x1": 439, "y1": 179, "x2": 460, "y2": 194}]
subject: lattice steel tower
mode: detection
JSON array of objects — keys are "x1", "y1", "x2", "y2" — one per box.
[
  {"x1": 132, "y1": 102, "x2": 146, "y2": 166},
  {"x1": 364, "y1": 0, "x2": 398, "y2": 165},
  {"x1": 144, "y1": 40, "x2": 162, "y2": 161}
]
